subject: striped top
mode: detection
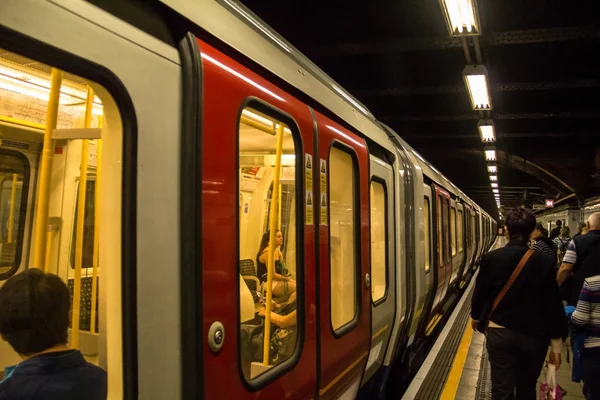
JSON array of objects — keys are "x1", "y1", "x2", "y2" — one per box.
[
  {"x1": 571, "y1": 275, "x2": 600, "y2": 348},
  {"x1": 532, "y1": 237, "x2": 557, "y2": 264}
]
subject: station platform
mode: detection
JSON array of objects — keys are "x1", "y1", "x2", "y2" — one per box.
[{"x1": 402, "y1": 236, "x2": 585, "y2": 400}]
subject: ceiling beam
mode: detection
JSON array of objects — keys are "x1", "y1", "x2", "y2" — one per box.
[
  {"x1": 356, "y1": 79, "x2": 600, "y2": 97},
  {"x1": 381, "y1": 112, "x2": 600, "y2": 122},
  {"x1": 400, "y1": 132, "x2": 582, "y2": 139},
  {"x1": 306, "y1": 26, "x2": 599, "y2": 57}
]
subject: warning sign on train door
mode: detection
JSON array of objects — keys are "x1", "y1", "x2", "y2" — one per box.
[
  {"x1": 306, "y1": 191, "x2": 314, "y2": 224},
  {"x1": 305, "y1": 154, "x2": 314, "y2": 225},
  {"x1": 320, "y1": 158, "x2": 328, "y2": 225}
]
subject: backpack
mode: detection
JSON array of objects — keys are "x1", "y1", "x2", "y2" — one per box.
[{"x1": 557, "y1": 237, "x2": 570, "y2": 264}]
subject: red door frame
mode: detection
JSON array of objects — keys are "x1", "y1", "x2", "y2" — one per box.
[
  {"x1": 314, "y1": 111, "x2": 371, "y2": 399},
  {"x1": 199, "y1": 39, "x2": 317, "y2": 399}
]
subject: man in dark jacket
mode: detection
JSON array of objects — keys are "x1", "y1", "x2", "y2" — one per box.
[
  {"x1": 0, "y1": 269, "x2": 106, "y2": 400},
  {"x1": 471, "y1": 208, "x2": 567, "y2": 400},
  {"x1": 550, "y1": 219, "x2": 562, "y2": 240}
]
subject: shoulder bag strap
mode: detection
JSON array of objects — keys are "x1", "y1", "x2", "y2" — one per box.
[{"x1": 487, "y1": 249, "x2": 535, "y2": 322}]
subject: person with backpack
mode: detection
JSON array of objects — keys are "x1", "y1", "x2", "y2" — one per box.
[
  {"x1": 555, "y1": 226, "x2": 572, "y2": 266},
  {"x1": 558, "y1": 213, "x2": 600, "y2": 307},
  {"x1": 550, "y1": 220, "x2": 563, "y2": 240}
]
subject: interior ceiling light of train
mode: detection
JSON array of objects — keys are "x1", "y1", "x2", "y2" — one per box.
[{"x1": 240, "y1": 0, "x2": 599, "y2": 218}]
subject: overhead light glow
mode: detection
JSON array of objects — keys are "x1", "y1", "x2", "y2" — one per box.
[
  {"x1": 478, "y1": 119, "x2": 495, "y2": 142},
  {"x1": 487, "y1": 164, "x2": 497, "y2": 173},
  {"x1": 491, "y1": 183, "x2": 498, "y2": 188},
  {"x1": 464, "y1": 65, "x2": 492, "y2": 110},
  {"x1": 440, "y1": 0, "x2": 480, "y2": 36},
  {"x1": 489, "y1": 175, "x2": 498, "y2": 182},
  {"x1": 493, "y1": 189, "x2": 499, "y2": 194},
  {"x1": 484, "y1": 145, "x2": 496, "y2": 161}
]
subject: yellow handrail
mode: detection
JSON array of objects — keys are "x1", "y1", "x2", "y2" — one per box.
[
  {"x1": 90, "y1": 136, "x2": 102, "y2": 333},
  {"x1": 263, "y1": 124, "x2": 284, "y2": 365},
  {"x1": 43, "y1": 231, "x2": 52, "y2": 273},
  {"x1": 32, "y1": 68, "x2": 62, "y2": 270},
  {"x1": 0, "y1": 115, "x2": 45, "y2": 131},
  {"x1": 7, "y1": 174, "x2": 17, "y2": 243},
  {"x1": 71, "y1": 86, "x2": 93, "y2": 349},
  {"x1": 278, "y1": 176, "x2": 282, "y2": 230}
]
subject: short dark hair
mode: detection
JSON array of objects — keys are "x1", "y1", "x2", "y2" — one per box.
[
  {"x1": 505, "y1": 208, "x2": 536, "y2": 240},
  {"x1": 534, "y1": 223, "x2": 548, "y2": 237},
  {"x1": 556, "y1": 220, "x2": 562, "y2": 226},
  {"x1": 0, "y1": 269, "x2": 70, "y2": 355}
]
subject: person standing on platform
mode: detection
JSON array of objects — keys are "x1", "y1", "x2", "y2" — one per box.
[
  {"x1": 531, "y1": 223, "x2": 558, "y2": 265},
  {"x1": 571, "y1": 274, "x2": 600, "y2": 400},
  {"x1": 574, "y1": 222, "x2": 587, "y2": 238},
  {"x1": 471, "y1": 207, "x2": 567, "y2": 400},
  {"x1": 550, "y1": 220, "x2": 563, "y2": 240},
  {"x1": 558, "y1": 213, "x2": 600, "y2": 306}
]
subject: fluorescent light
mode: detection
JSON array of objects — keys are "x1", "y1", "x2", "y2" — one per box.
[
  {"x1": 493, "y1": 189, "x2": 499, "y2": 194},
  {"x1": 484, "y1": 145, "x2": 496, "y2": 161},
  {"x1": 463, "y1": 65, "x2": 492, "y2": 110},
  {"x1": 241, "y1": 109, "x2": 292, "y2": 135},
  {"x1": 489, "y1": 175, "x2": 498, "y2": 182},
  {"x1": 439, "y1": 0, "x2": 480, "y2": 36},
  {"x1": 487, "y1": 164, "x2": 497, "y2": 173},
  {"x1": 491, "y1": 183, "x2": 498, "y2": 188},
  {"x1": 478, "y1": 119, "x2": 495, "y2": 142}
]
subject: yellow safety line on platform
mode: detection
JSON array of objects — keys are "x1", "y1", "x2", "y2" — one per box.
[{"x1": 440, "y1": 322, "x2": 474, "y2": 400}]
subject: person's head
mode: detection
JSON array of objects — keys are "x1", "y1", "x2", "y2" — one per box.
[
  {"x1": 560, "y1": 226, "x2": 570, "y2": 238},
  {"x1": 505, "y1": 208, "x2": 536, "y2": 241},
  {"x1": 588, "y1": 212, "x2": 600, "y2": 233},
  {"x1": 577, "y1": 222, "x2": 587, "y2": 234},
  {"x1": 0, "y1": 269, "x2": 70, "y2": 357},
  {"x1": 530, "y1": 223, "x2": 546, "y2": 241},
  {"x1": 258, "y1": 230, "x2": 283, "y2": 254},
  {"x1": 556, "y1": 220, "x2": 562, "y2": 227}
]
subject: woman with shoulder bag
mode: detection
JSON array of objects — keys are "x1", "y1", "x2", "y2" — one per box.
[{"x1": 471, "y1": 208, "x2": 568, "y2": 400}]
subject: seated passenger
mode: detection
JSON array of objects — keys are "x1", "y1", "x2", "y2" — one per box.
[
  {"x1": 256, "y1": 230, "x2": 296, "y2": 299},
  {"x1": 0, "y1": 269, "x2": 107, "y2": 400}
]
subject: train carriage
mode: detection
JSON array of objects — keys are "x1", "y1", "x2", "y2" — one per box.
[{"x1": 0, "y1": 1, "x2": 495, "y2": 399}]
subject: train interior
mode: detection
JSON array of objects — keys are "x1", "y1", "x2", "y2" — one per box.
[
  {"x1": 237, "y1": 107, "x2": 299, "y2": 379},
  {"x1": 0, "y1": 49, "x2": 124, "y2": 396}
]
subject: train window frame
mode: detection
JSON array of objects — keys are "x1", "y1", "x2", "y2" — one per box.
[
  {"x1": 0, "y1": 149, "x2": 31, "y2": 280},
  {"x1": 450, "y1": 206, "x2": 456, "y2": 257},
  {"x1": 457, "y1": 209, "x2": 464, "y2": 254},
  {"x1": 328, "y1": 141, "x2": 361, "y2": 338},
  {"x1": 235, "y1": 98, "x2": 305, "y2": 386},
  {"x1": 69, "y1": 177, "x2": 97, "y2": 270},
  {"x1": 0, "y1": 29, "x2": 139, "y2": 398},
  {"x1": 443, "y1": 198, "x2": 450, "y2": 262},
  {"x1": 437, "y1": 194, "x2": 443, "y2": 266},
  {"x1": 369, "y1": 176, "x2": 389, "y2": 306},
  {"x1": 424, "y1": 195, "x2": 431, "y2": 274}
]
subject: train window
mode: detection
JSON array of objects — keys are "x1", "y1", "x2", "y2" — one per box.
[
  {"x1": 0, "y1": 152, "x2": 29, "y2": 279},
  {"x1": 450, "y1": 206, "x2": 456, "y2": 256},
  {"x1": 329, "y1": 146, "x2": 358, "y2": 332},
  {"x1": 370, "y1": 179, "x2": 387, "y2": 303},
  {"x1": 437, "y1": 195, "x2": 443, "y2": 265},
  {"x1": 424, "y1": 196, "x2": 431, "y2": 273},
  {"x1": 0, "y1": 49, "x2": 125, "y2": 395},
  {"x1": 457, "y1": 209, "x2": 464, "y2": 253},
  {"x1": 237, "y1": 106, "x2": 299, "y2": 380}
]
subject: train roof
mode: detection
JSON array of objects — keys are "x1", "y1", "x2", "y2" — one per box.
[{"x1": 160, "y1": 0, "x2": 493, "y2": 221}]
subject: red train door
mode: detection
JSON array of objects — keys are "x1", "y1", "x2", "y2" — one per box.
[
  {"x1": 199, "y1": 39, "x2": 317, "y2": 399},
  {"x1": 432, "y1": 185, "x2": 452, "y2": 311},
  {"x1": 314, "y1": 111, "x2": 371, "y2": 399}
]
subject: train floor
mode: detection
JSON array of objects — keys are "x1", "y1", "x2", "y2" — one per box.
[{"x1": 401, "y1": 236, "x2": 586, "y2": 399}]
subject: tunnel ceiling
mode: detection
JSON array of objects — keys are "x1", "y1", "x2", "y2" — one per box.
[{"x1": 240, "y1": 0, "x2": 599, "y2": 218}]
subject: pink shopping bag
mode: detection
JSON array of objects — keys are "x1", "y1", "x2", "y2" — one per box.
[{"x1": 540, "y1": 364, "x2": 562, "y2": 400}]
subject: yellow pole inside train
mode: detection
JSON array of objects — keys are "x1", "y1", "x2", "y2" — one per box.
[
  {"x1": 90, "y1": 117, "x2": 102, "y2": 333},
  {"x1": 263, "y1": 123, "x2": 284, "y2": 365},
  {"x1": 7, "y1": 173, "x2": 17, "y2": 243},
  {"x1": 32, "y1": 68, "x2": 62, "y2": 269},
  {"x1": 71, "y1": 86, "x2": 93, "y2": 349}
]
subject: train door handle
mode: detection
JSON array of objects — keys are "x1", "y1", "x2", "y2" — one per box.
[{"x1": 365, "y1": 273, "x2": 371, "y2": 289}]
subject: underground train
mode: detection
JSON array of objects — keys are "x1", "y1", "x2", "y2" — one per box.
[{"x1": 0, "y1": 0, "x2": 496, "y2": 399}]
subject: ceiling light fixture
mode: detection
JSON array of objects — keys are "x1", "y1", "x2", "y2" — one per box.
[
  {"x1": 490, "y1": 175, "x2": 498, "y2": 182},
  {"x1": 484, "y1": 145, "x2": 496, "y2": 161},
  {"x1": 463, "y1": 65, "x2": 492, "y2": 110},
  {"x1": 491, "y1": 182, "x2": 498, "y2": 188},
  {"x1": 493, "y1": 189, "x2": 499, "y2": 194},
  {"x1": 487, "y1": 164, "x2": 497, "y2": 174},
  {"x1": 478, "y1": 119, "x2": 496, "y2": 142},
  {"x1": 439, "y1": 0, "x2": 480, "y2": 36}
]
